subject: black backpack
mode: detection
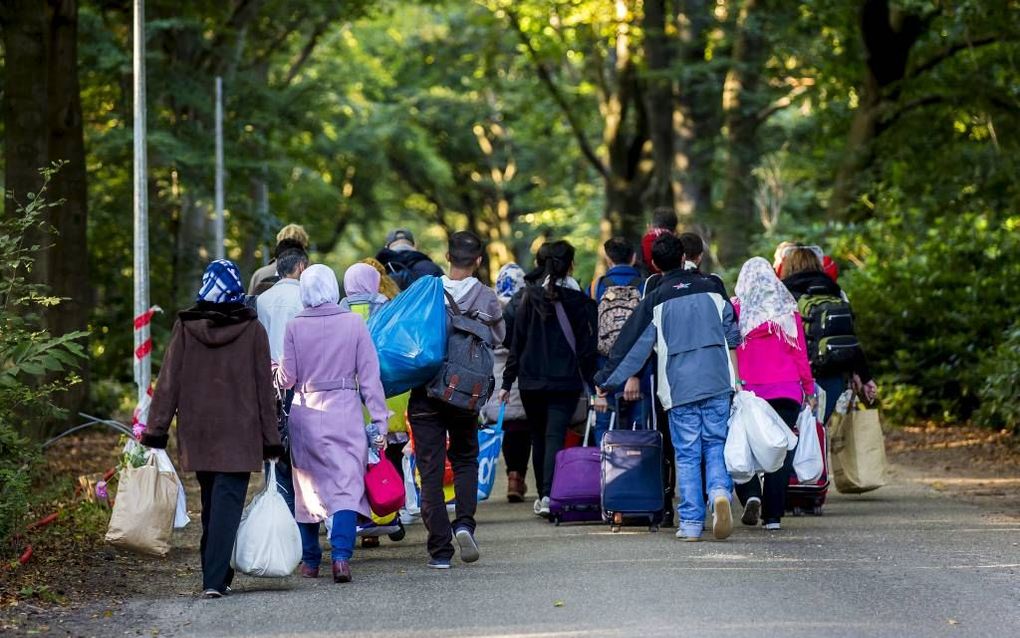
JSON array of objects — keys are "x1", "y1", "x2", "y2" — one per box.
[
  {"x1": 797, "y1": 286, "x2": 860, "y2": 373},
  {"x1": 386, "y1": 261, "x2": 416, "y2": 291},
  {"x1": 425, "y1": 291, "x2": 496, "y2": 412}
]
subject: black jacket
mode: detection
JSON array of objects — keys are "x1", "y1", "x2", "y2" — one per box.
[
  {"x1": 502, "y1": 285, "x2": 598, "y2": 393},
  {"x1": 375, "y1": 247, "x2": 444, "y2": 290},
  {"x1": 782, "y1": 270, "x2": 843, "y2": 300},
  {"x1": 782, "y1": 271, "x2": 873, "y2": 383}
]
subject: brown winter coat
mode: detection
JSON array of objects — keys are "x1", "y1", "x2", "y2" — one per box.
[{"x1": 142, "y1": 302, "x2": 283, "y2": 473}]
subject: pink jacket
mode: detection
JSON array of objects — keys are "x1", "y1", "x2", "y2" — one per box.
[{"x1": 733, "y1": 300, "x2": 814, "y2": 403}]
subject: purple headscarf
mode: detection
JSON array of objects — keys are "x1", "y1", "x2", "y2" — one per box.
[{"x1": 344, "y1": 262, "x2": 381, "y2": 296}]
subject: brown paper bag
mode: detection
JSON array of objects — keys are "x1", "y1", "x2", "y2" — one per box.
[
  {"x1": 830, "y1": 398, "x2": 887, "y2": 494},
  {"x1": 105, "y1": 455, "x2": 178, "y2": 556}
]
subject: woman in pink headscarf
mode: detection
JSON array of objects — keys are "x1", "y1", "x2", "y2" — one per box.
[
  {"x1": 341, "y1": 262, "x2": 390, "y2": 318},
  {"x1": 340, "y1": 261, "x2": 408, "y2": 548}
]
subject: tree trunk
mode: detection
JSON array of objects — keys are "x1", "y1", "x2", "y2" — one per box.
[
  {"x1": 45, "y1": 0, "x2": 90, "y2": 415},
  {"x1": 602, "y1": 1, "x2": 651, "y2": 245},
  {"x1": 828, "y1": 0, "x2": 924, "y2": 219},
  {"x1": 2, "y1": 1, "x2": 50, "y2": 232},
  {"x1": 717, "y1": 0, "x2": 767, "y2": 268},
  {"x1": 674, "y1": 0, "x2": 719, "y2": 226},
  {"x1": 174, "y1": 188, "x2": 209, "y2": 310},
  {"x1": 642, "y1": 0, "x2": 675, "y2": 213}
]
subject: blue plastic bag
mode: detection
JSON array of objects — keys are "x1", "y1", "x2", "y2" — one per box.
[
  {"x1": 368, "y1": 275, "x2": 447, "y2": 397},
  {"x1": 477, "y1": 403, "x2": 505, "y2": 501}
]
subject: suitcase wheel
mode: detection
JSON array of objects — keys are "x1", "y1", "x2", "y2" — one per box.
[
  {"x1": 554, "y1": 516, "x2": 561, "y2": 527},
  {"x1": 611, "y1": 525, "x2": 621, "y2": 533},
  {"x1": 811, "y1": 505, "x2": 824, "y2": 516},
  {"x1": 792, "y1": 507, "x2": 805, "y2": 517},
  {"x1": 649, "y1": 525, "x2": 659, "y2": 533}
]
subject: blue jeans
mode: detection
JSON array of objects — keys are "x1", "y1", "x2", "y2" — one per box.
[
  {"x1": 299, "y1": 509, "x2": 357, "y2": 566},
  {"x1": 816, "y1": 375, "x2": 847, "y2": 425},
  {"x1": 668, "y1": 394, "x2": 733, "y2": 538}
]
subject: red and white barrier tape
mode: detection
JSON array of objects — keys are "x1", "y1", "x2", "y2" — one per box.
[{"x1": 132, "y1": 306, "x2": 161, "y2": 439}]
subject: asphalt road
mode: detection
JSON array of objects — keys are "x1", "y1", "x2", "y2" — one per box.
[{"x1": 82, "y1": 470, "x2": 1020, "y2": 637}]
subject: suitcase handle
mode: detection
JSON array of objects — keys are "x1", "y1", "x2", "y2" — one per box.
[{"x1": 613, "y1": 395, "x2": 648, "y2": 431}]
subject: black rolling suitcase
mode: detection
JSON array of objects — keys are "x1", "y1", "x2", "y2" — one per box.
[{"x1": 601, "y1": 400, "x2": 664, "y2": 532}]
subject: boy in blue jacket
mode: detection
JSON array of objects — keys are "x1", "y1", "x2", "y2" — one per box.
[{"x1": 595, "y1": 233, "x2": 742, "y2": 541}]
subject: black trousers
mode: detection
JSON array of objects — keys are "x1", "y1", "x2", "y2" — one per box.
[
  {"x1": 196, "y1": 471, "x2": 251, "y2": 592},
  {"x1": 408, "y1": 390, "x2": 479, "y2": 560},
  {"x1": 501, "y1": 420, "x2": 531, "y2": 475},
  {"x1": 519, "y1": 389, "x2": 581, "y2": 498},
  {"x1": 735, "y1": 398, "x2": 801, "y2": 522}
]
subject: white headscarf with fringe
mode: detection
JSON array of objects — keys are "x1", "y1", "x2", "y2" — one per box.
[
  {"x1": 299, "y1": 264, "x2": 340, "y2": 308},
  {"x1": 735, "y1": 256, "x2": 800, "y2": 348}
]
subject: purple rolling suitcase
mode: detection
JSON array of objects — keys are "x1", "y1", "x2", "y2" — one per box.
[{"x1": 548, "y1": 408, "x2": 602, "y2": 525}]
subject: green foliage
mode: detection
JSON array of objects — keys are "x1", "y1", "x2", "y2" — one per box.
[
  {"x1": 0, "y1": 165, "x2": 88, "y2": 551},
  {"x1": 46, "y1": 0, "x2": 1020, "y2": 429},
  {"x1": 975, "y1": 324, "x2": 1020, "y2": 433},
  {"x1": 836, "y1": 204, "x2": 1020, "y2": 425}
]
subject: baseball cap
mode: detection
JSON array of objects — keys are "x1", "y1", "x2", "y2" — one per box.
[{"x1": 385, "y1": 228, "x2": 415, "y2": 248}]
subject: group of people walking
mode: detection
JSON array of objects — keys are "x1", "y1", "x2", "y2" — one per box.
[{"x1": 139, "y1": 211, "x2": 876, "y2": 597}]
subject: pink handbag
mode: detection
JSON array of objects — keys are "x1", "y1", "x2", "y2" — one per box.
[{"x1": 365, "y1": 457, "x2": 404, "y2": 517}]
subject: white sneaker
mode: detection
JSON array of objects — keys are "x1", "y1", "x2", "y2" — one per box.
[
  {"x1": 711, "y1": 495, "x2": 733, "y2": 540},
  {"x1": 765, "y1": 521, "x2": 782, "y2": 531},
  {"x1": 675, "y1": 529, "x2": 701, "y2": 542},
  {"x1": 533, "y1": 496, "x2": 550, "y2": 518}
]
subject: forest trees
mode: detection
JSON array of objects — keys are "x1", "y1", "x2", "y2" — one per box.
[
  {"x1": 1, "y1": 0, "x2": 1018, "y2": 429},
  {"x1": 2, "y1": 0, "x2": 90, "y2": 419}
]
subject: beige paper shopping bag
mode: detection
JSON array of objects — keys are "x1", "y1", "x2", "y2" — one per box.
[
  {"x1": 830, "y1": 397, "x2": 887, "y2": 494},
  {"x1": 105, "y1": 455, "x2": 177, "y2": 556}
]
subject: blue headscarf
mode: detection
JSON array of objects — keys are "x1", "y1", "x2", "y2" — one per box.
[
  {"x1": 495, "y1": 263, "x2": 526, "y2": 303},
  {"x1": 197, "y1": 259, "x2": 245, "y2": 304}
]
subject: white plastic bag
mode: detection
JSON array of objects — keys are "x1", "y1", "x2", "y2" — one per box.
[
  {"x1": 151, "y1": 448, "x2": 190, "y2": 529},
  {"x1": 231, "y1": 461, "x2": 302, "y2": 578},
  {"x1": 734, "y1": 391, "x2": 797, "y2": 474},
  {"x1": 793, "y1": 407, "x2": 823, "y2": 483},
  {"x1": 724, "y1": 409, "x2": 756, "y2": 484}
]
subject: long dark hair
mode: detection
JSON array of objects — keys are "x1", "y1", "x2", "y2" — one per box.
[{"x1": 524, "y1": 239, "x2": 575, "y2": 301}]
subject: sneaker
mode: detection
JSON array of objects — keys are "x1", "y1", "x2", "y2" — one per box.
[
  {"x1": 711, "y1": 495, "x2": 733, "y2": 540},
  {"x1": 201, "y1": 589, "x2": 223, "y2": 599},
  {"x1": 741, "y1": 497, "x2": 762, "y2": 527},
  {"x1": 454, "y1": 527, "x2": 480, "y2": 563},
  {"x1": 357, "y1": 522, "x2": 401, "y2": 537},
  {"x1": 675, "y1": 529, "x2": 701, "y2": 542},
  {"x1": 533, "y1": 496, "x2": 550, "y2": 518},
  {"x1": 428, "y1": 558, "x2": 452, "y2": 570},
  {"x1": 764, "y1": 520, "x2": 782, "y2": 531}
]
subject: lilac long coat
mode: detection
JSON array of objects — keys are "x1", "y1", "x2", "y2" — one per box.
[{"x1": 275, "y1": 303, "x2": 389, "y2": 523}]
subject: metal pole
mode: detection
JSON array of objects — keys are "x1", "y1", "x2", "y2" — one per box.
[
  {"x1": 256, "y1": 172, "x2": 270, "y2": 265},
  {"x1": 214, "y1": 76, "x2": 225, "y2": 259},
  {"x1": 132, "y1": 0, "x2": 150, "y2": 405}
]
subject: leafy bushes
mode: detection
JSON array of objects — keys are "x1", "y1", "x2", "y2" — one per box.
[
  {"x1": 835, "y1": 202, "x2": 1020, "y2": 426},
  {"x1": 1, "y1": 165, "x2": 88, "y2": 554},
  {"x1": 975, "y1": 324, "x2": 1020, "y2": 433}
]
